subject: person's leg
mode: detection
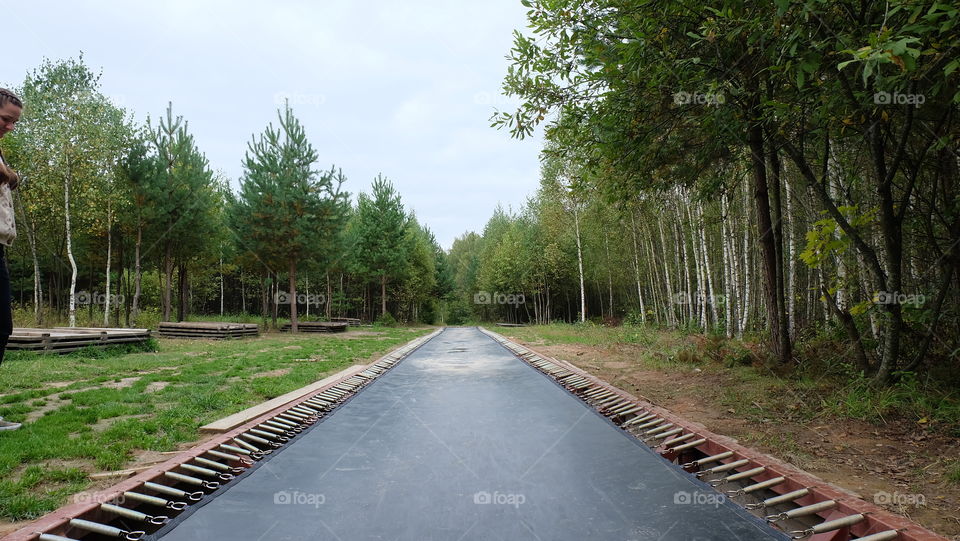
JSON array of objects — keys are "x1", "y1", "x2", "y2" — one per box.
[
  {"x1": 0, "y1": 245, "x2": 19, "y2": 430},
  {"x1": 0, "y1": 245, "x2": 9, "y2": 367}
]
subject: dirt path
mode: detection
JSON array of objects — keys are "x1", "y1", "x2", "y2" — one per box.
[{"x1": 512, "y1": 339, "x2": 960, "y2": 539}]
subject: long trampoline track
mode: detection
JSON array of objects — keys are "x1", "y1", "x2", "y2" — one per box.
[{"x1": 6, "y1": 327, "x2": 947, "y2": 541}]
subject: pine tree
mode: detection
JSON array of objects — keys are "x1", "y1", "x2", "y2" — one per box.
[
  {"x1": 354, "y1": 175, "x2": 407, "y2": 319},
  {"x1": 235, "y1": 102, "x2": 348, "y2": 331}
]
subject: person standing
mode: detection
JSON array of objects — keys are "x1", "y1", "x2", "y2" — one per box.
[{"x1": 0, "y1": 88, "x2": 22, "y2": 431}]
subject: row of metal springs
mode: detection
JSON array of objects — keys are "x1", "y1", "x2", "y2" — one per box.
[
  {"x1": 484, "y1": 330, "x2": 901, "y2": 541},
  {"x1": 36, "y1": 337, "x2": 437, "y2": 541}
]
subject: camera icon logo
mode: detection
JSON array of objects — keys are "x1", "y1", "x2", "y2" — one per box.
[
  {"x1": 474, "y1": 291, "x2": 492, "y2": 305},
  {"x1": 76, "y1": 290, "x2": 91, "y2": 305},
  {"x1": 673, "y1": 491, "x2": 692, "y2": 505},
  {"x1": 275, "y1": 290, "x2": 291, "y2": 305},
  {"x1": 473, "y1": 491, "x2": 492, "y2": 504},
  {"x1": 274, "y1": 491, "x2": 292, "y2": 505},
  {"x1": 874, "y1": 91, "x2": 891, "y2": 105}
]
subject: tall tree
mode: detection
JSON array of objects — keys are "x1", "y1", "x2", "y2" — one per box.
[
  {"x1": 235, "y1": 103, "x2": 348, "y2": 331},
  {"x1": 354, "y1": 175, "x2": 408, "y2": 318}
]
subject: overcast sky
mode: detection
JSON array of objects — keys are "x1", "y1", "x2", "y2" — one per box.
[{"x1": 3, "y1": 0, "x2": 543, "y2": 249}]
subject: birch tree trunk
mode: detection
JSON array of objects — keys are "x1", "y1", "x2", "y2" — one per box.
[
  {"x1": 645, "y1": 235, "x2": 662, "y2": 324},
  {"x1": 573, "y1": 205, "x2": 586, "y2": 322},
  {"x1": 103, "y1": 201, "x2": 113, "y2": 326},
  {"x1": 630, "y1": 210, "x2": 646, "y2": 322},
  {"x1": 699, "y1": 203, "x2": 718, "y2": 329},
  {"x1": 686, "y1": 201, "x2": 705, "y2": 328},
  {"x1": 739, "y1": 179, "x2": 752, "y2": 336},
  {"x1": 721, "y1": 192, "x2": 733, "y2": 337},
  {"x1": 679, "y1": 218, "x2": 692, "y2": 324},
  {"x1": 785, "y1": 174, "x2": 796, "y2": 338},
  {"x1": 604, "y1": 234, "x2": 613, "y2": 318},
  {"x1": 658, "y1": 219, "x2": 676, "y2": 327},
  {"x1": 65, "y1": 163, "x2": 78, "y2": 328}
]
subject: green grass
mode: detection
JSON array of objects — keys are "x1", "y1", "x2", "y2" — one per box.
[
  {"x1": 502, "y1": 322, "x2": 661, "y2": 348},
  {"x1": 0, "y1": 325, "x2": 432, "y2": 521},
  {"x1": 948, "y1": 461, "x2": 960, "y2": 483}
]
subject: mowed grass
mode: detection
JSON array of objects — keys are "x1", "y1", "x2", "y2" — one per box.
[{"x1": 0, "y1": 326, "x2": 432, "y2": 521}]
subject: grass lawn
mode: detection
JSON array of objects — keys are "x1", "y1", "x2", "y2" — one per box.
[{"x1": 0, "y1": 326, "x2": 432, "y2": 522}]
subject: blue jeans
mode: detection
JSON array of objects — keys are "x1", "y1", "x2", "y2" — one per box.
[{"x1": 0, "y1": 245, "x2": 10, "y2": 367}]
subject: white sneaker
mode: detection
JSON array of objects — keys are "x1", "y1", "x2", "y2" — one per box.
[{"x1": 0, "y1": 416, "x2": 21, "y2": 431}]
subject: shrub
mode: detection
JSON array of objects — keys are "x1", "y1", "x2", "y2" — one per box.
[{"x1": 374, "y1": 312, "x2": 397, "y2": 327}]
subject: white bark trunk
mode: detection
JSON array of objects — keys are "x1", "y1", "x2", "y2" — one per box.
[
  {"x1": 658, "y1": 218, "x2": 676, "y2": 327},
  {"x1": 630, "y1": 210, "x2": 646, "y2": 322},
  {"x1": 573, "y1": 205, "x2": 586, "y2": 322},
  {"x1": 785, "y1": 174, "x2": 796, "y2": 338},
  {"x1": 686, "y1": 200, "x2": 705, "y2": 328},
  {"x1": 699, "y1": 203, "x2": 718, "y2": 329},
  {"x1": 604, "y1": 234, "x2": 613, "y2": 318},
  {"x1": 103, "y1": 201, "x2": 113, "y2": 326},
  {"x1": 721, "y1": 192, "x2": 733, "y2": 338},
  {"x1": 65, "y1": 168, "x2": 78, "y2": 328}
]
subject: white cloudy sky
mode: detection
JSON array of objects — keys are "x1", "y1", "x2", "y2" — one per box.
[{"x1": 3, "y1": 0, "x2": 544, "y2": 248}]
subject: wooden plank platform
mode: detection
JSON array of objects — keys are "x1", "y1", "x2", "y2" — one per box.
[
  {"x1": 330, "y1": 317, "x2": 362, "y2": 326},
  {"x1": 157, "y1": 322, "x2": 259, "y2": 339},
  {"x1": 7, "y1": 327, "x2": 152, "y2": 353},
  {"x1": 280, "y1": 321, "x2": 349, "y2": 333},
  {"x1": 199, "y1": 364, "x2": 368, "y2": 433}
]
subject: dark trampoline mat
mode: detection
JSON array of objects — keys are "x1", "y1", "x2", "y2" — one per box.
[{"x1": 155, "y1": 327, "x2": 787, "y2": 541}]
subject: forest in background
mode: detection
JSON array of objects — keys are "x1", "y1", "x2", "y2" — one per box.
[
  {"x1": 446, "y1": 0, "x2": 959, "y2": 387},
  {"x1": 2, "y1": 56, "x2": 452, "y2": 333}
]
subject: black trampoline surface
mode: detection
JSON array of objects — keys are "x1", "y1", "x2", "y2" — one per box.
[{"x1": 156, "y1": 327, "x2": 787, "y2": 541}]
